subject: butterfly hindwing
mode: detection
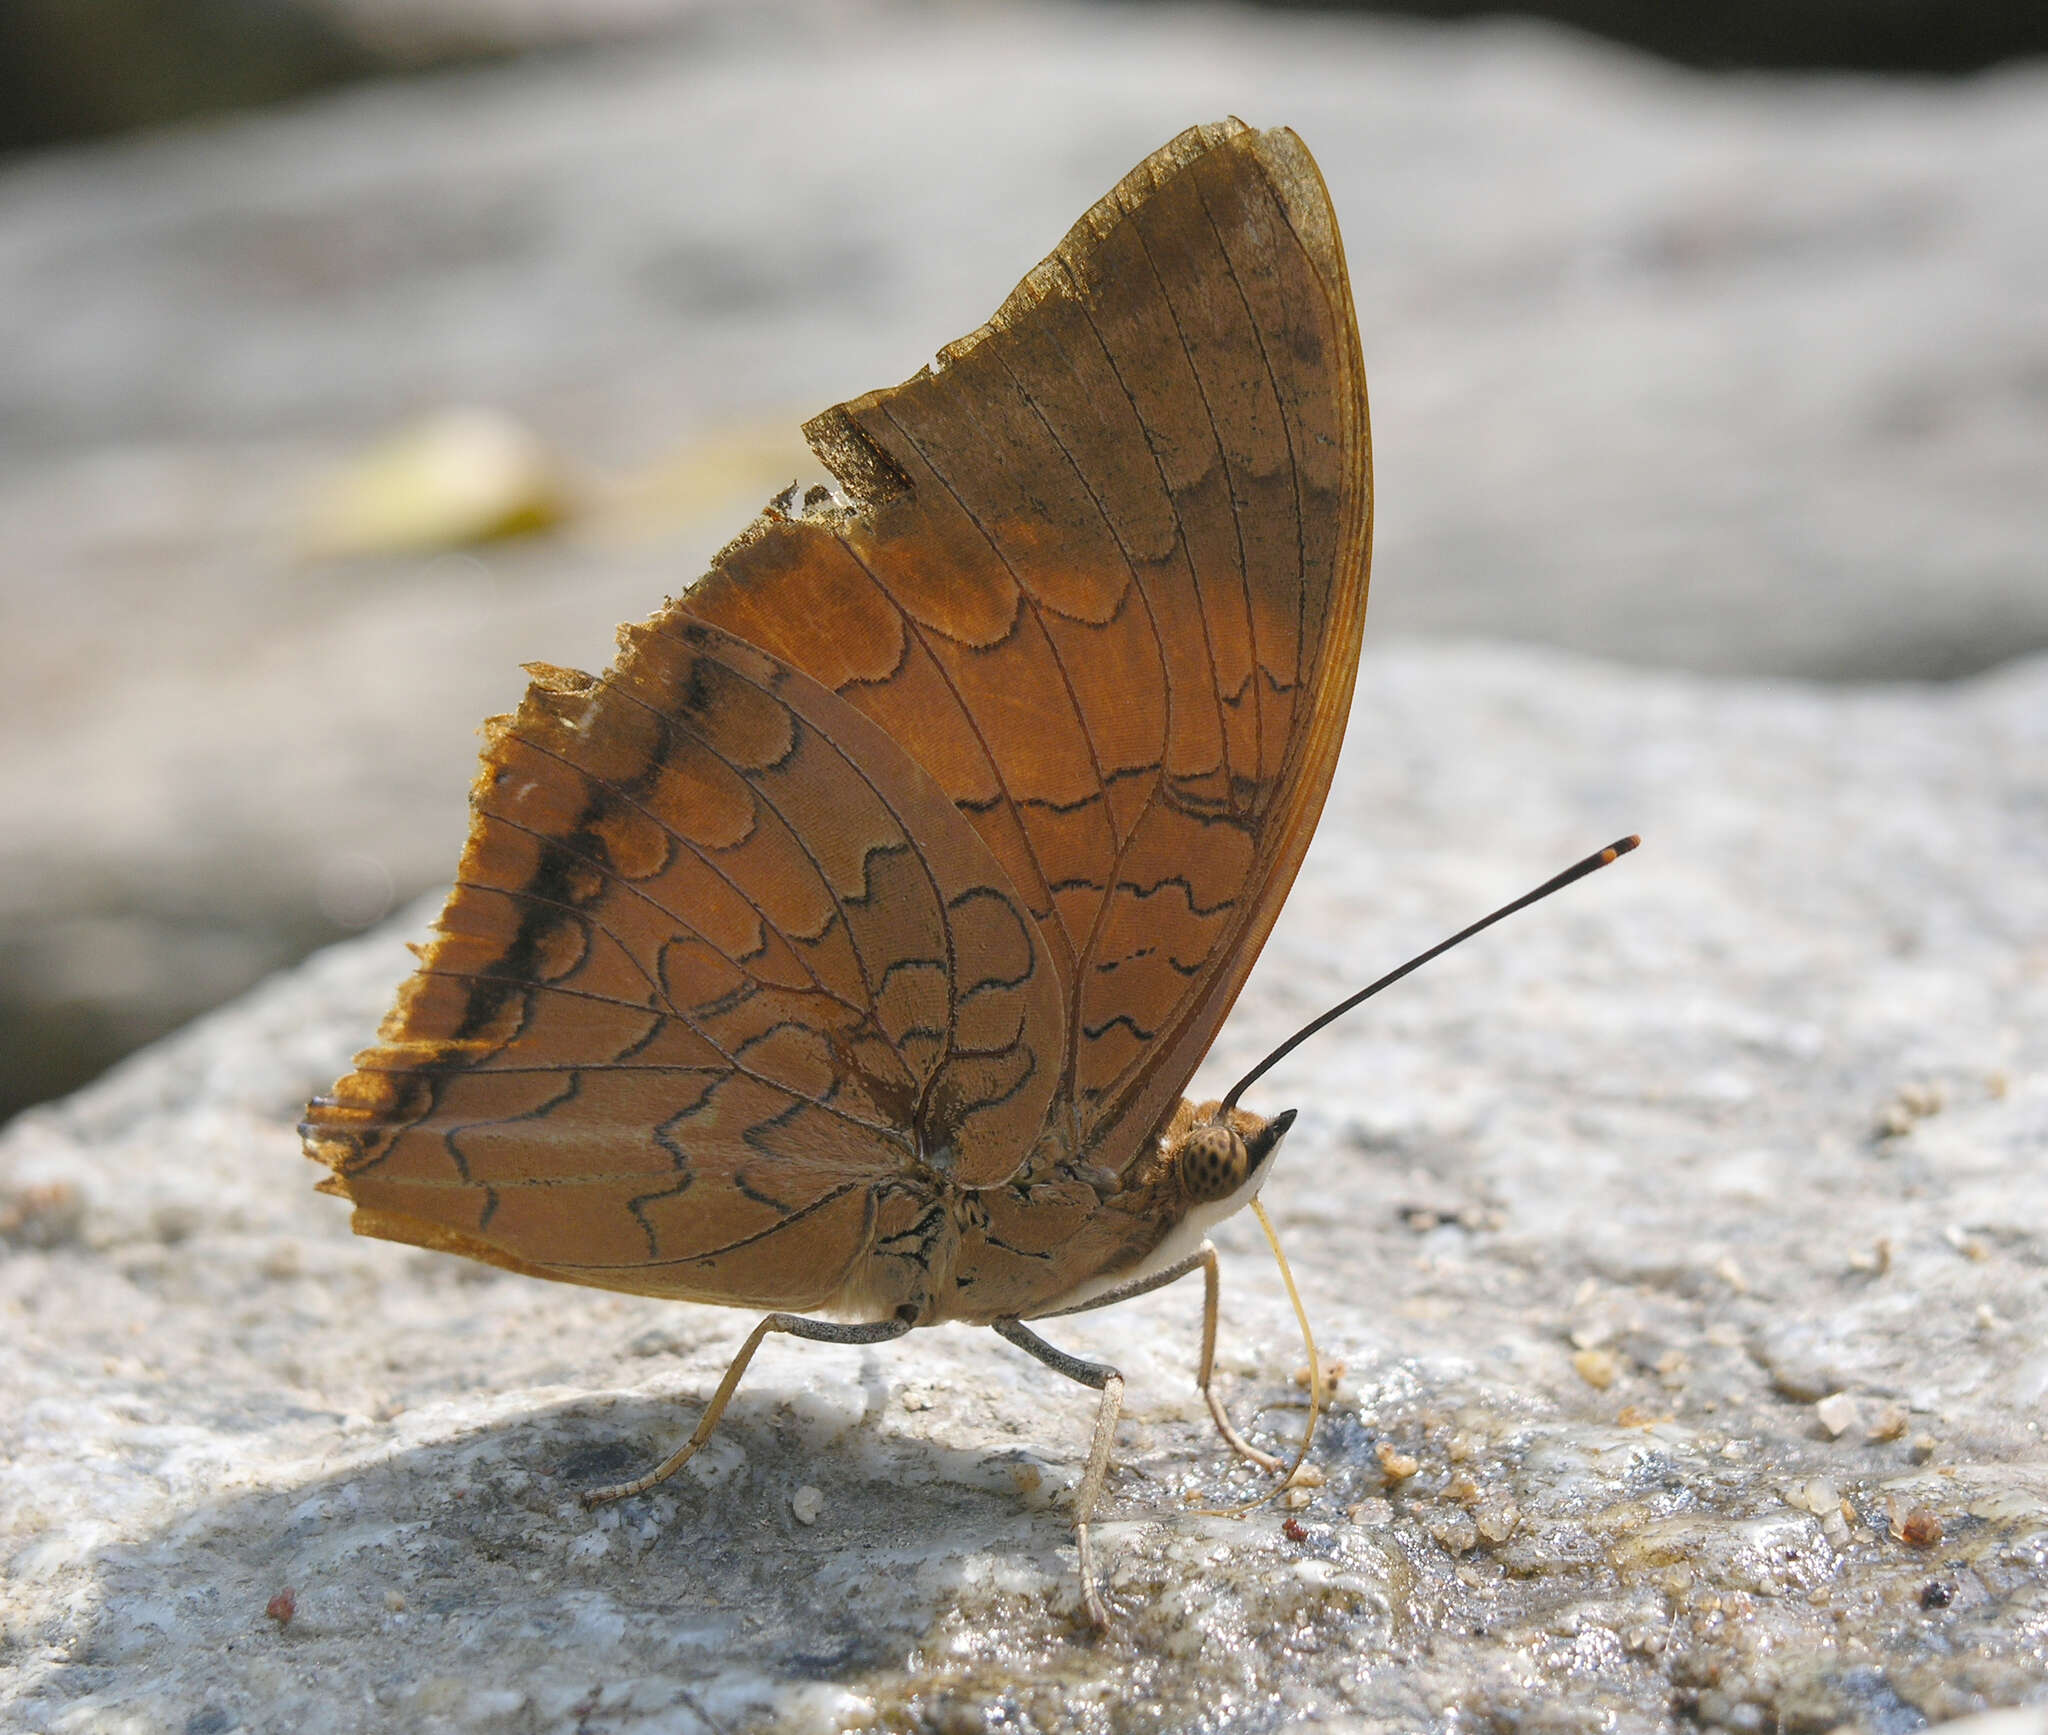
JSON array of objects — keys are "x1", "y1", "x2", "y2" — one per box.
[{"x1": 303, "y1": 620, "x2": 1064, "y2": 1305}]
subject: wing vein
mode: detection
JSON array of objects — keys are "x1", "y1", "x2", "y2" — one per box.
[
  {"x1": 642, "y1": 619, "x2": 979, "y2": 1133},
  {"x1": 821, "y1": 531, "x2": 1052, "y2": 1056},
  {"x1": 453, "y1": 867, "x2": 900, "y2": 1137},
  {"x1": 500, "y1": 726, "x2": 876, "y2": 1027},
  {"x1": 601, "y1": 653, "x2": 903, "y2": 1039},
  {"x1": 874, "y1": 398, "x2": 1106, "y2": 972},
  {"x1": 1194, "y1": 165, "x2": 1306, "y2": 779},
  {"x1": 1127, "y1": 213, "x2": 1263, "y2": 814}
]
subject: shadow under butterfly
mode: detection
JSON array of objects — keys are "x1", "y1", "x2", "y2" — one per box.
[{"x1": 302, "y1": 119, "x2": 1635, "y2": 1628}]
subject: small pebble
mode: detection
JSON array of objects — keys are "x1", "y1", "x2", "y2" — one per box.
[
  {"x1": 1945, "y1": 1224, "x2": 1990, "y2": 1262},
  {"x1": 265, "y1": 1588, "x2": 296, "y2": 1630},
  {"x1": 1867, "y1": 1401, "x2": 1910, "y2": 1442},
  {"x1": 1475, "y1": 1499, "x2": 1520, "y2": 1545},
  {"x1": 1572, "y1": 1349, "x2": 1619, "y2": 1390},
  {"x1": 1895, "y1": 1507, "x2": 1943, "y2": 1548},
  {"x1": 1375, "y1": 1443, "x2": 1419, "y2": 1481},
  {"x1": 1815, "y1": 1392, "x2": 1860, "y2": 1438},
  {"x1": 1293, "y1": 1359, "x2": 1345, "y2": 1398},
  {"x1": 1898, "y1": 1081, "x2": 1945, "y2": 1118},
  {"x1": 790, "y1": 1485, "x2": 825, "y2": 1526},
  {"x1": 1282, "y1": 1486, "x2": 1314, "y2": 1511},
  {"x1": 383, "y1": 1590, "x2": 406, "y2": 1613}
]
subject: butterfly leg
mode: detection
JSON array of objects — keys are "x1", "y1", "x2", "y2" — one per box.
[
  {"x1": 1190, "y1": 1245, "x2": 1289, "y2": 1474},
  {"x1": 581, "y1": 1312, "x2": 911, "y2": 1508},
  {"x1": 992, "y1": 1317, "x2": 1124, "y2": 1630},
  {"x1": 1035, "y1": 1243, "x2": 1285, "y2": 1473}
]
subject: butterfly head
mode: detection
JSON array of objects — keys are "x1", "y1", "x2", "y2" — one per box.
[
  {"x1": 1172, "y1": 1105, "x2": 1296, "y2": 1207},
  {"x1": 1024, "y1": 1104, "x2": 1298, "y2": 1318}
]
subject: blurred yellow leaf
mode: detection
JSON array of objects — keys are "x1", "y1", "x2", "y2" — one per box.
[{"x1": 303, "y1": 408, "x2": 568, "y2": 558}]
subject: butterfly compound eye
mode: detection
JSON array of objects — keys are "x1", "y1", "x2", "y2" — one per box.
[{"x1": 1178, "y1": 1125, "x2": 1251, "y2": 1205}]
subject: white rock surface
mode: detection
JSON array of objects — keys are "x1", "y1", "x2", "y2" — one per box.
[{"x1": 4, "y1": 640, "x2": 2043, "y2": 1733}]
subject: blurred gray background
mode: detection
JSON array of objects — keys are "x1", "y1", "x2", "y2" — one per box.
[{"x1": 2, "y1": 0, "x2": 2044, "y2": 1124}]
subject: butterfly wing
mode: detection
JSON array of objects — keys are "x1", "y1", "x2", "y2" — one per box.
[
  {"x1": 302, "y1": 618, "x2": 1063, "y2": 1309},
  {"x1": 684, "y1": 120, "x2": 1372, "y2": 1171},
  {"x1": 305, "y1": 119, "x2": 1367, "y2": 1309}
]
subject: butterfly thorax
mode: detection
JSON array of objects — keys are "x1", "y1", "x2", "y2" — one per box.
[{"x1": 903, "y1": 1099, "x2": 1289, "y2": 1327}]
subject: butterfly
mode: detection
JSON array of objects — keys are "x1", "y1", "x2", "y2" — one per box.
[{"x1": 302, "y1": 118, "x2": 1372, "y2": 1627}]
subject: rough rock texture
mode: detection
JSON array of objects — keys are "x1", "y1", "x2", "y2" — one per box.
[
  {"x1": 3, "y1": 0, "x2": 2046, "y2": 1118},
  {"x1": 4, "y1": 641, "x2": 2044, "y2": 1733}
]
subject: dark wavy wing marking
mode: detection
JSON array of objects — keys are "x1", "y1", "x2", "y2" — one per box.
[
  {"x1": 635, "y1": 622, "x2": 1065, "y2": 1190},
  {"x1": 688, "y1": 522, "x2": 1069, "y2": 990},
  {"x1": 869, "y1": 396, "x2": 1119, "y2": 975},
  {"x1": 303, "y1": 620, "x2": 1064, "y2": 1305},
  {"x1": 681, "y1": 120, "x2": 1370, "y2": 1175}
]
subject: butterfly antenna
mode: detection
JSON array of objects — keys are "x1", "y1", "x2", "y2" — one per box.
[{"x1": 1220, "y1": 835, "x2": 1641, "y2": 1115}]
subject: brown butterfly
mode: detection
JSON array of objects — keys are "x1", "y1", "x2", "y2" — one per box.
[{"x1": 303, "y1": 118, "x2": 1372, "y2": 1626}]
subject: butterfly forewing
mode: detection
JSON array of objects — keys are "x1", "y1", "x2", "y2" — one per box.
[
  {"x1": 305, "y1": 118, "x2": 1370, "y2": 1315},
  {"x1": 686, "y1": 120, "x2": 1370, "y2": 1170}
]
